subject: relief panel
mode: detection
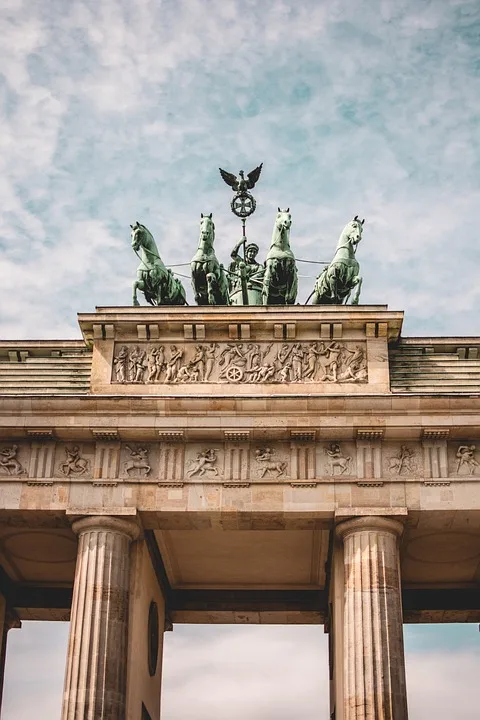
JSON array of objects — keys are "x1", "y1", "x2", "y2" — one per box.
[
  {"x1": 0, "y1": 443, "x2": 28, "y2": 477},
  {"x1": 54, "y1": 443, "x2": 94, "y2": 479},
  {"x1": 111, "y1": 341, "x2": 368, "y2": 385},
  {"x1": 448, "y1": 443, "x2": 480, "y2": 477}
]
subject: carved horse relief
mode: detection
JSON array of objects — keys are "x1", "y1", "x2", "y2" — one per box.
[
  {"x1": 131, "y1": 222, "x2": 186, "y2": 306},
  {"x1": 310, "y1": 216, "x2": 364, "y2": 305},
  {"x1": 190, "y1": 214, "x2": 230, "y2": 305},
  {"x1": 262, "y1": 208, "x2": 298, "y2": 305}
]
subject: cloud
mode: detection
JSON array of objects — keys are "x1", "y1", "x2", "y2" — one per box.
[{"x1": 4, "y1": 623, "x2": 479, "y2": 719}]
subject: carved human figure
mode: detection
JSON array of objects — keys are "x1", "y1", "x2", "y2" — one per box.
[
  {"x1": 218, "y1": 344, "x2": 248, "y2": 380},
  {"x1": 0, "y1": 445, "x2": 25, "y2": 475},
  {"x1": 258, "y1": 364, "x2": 275, "y2": 382},
  {"x1": 304, "y1": 342, "x2": 325, "y2": 380},
  {"x1": 219, "y1": 343, "x2": 246, "y2": 368},
  {"x1": 279, "y1": 363, "x2": 292, "y2": 383},
  {"x1": 320, "y1": 342, "x2": 342, "y2": 382},
  {"x1": 189, "y1": 345, "x2": 206, "y2": 382},
  {"x1": 388, "y1": 445, "x2": 415, "y2": 475},
  {"x1": 113, "y1": 345, "x2": 129, "y2": 383},
  {"x1": 456, "y1": 444, "x2": 480, "y2": 475},
  {"x1": 186, "y1": 449, "x2": 221, "y2": 477},
  {"x1": 255, "y1": 447, "x2": 286, "y2": 478},
  {"x1": 147, "y1": 347, "x2": 165, "y2": 383},
  {"x1": 165, "y1": 345, "x2": 183, "y2": 382},
  {"x1": 60, "y1": 446, "x2": 89, "y2": 476},
  {"x1": 276, "y1": 343, "x2": 293, "y2": 370},
  {"x1": 204, "y1": 343, "x2": 218, "y2": 381},
  {"x1": 291, "y1": 344, "x2": 305, "y2": 382},
  {"x1": 340, "y1": 345, "x2": 367, "y2": 382},
  {"x1": 129, "y1": 346, "x2": 147, "y2": 383},
  {"x1": 176, "y1": 365, "x2": 191, "y2": 383},
  {"x1": 124, "y1": 445, "x2": 150, "y2": 476},
  {"x1": 325, "y1": 442, "x2": 351, "y2": 475}
]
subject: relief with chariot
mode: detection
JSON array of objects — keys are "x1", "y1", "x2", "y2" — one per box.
[{"x1": 112, "y1": 341, "x2": 368, "y2": 384}]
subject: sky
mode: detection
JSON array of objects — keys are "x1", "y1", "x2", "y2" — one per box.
[{"x1": 1, "y1": 0, "x2": 480, "y2": 716}]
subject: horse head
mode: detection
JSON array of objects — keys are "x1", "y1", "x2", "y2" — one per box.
[
  {"x1": 343, "y1": 215, "x2": 365, "y2": 251},
  {"x1": 199, "y1": 213, "x2": 215, "y2": 243},
  {"x1": 130, "y1": 221, "x2": 147, "y2": 252},
  {"x1": 275, "y1": 207, "x2": 292, "y2": 235}
]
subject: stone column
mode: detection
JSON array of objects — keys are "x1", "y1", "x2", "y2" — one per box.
[
  {"x1": 62, "y1": 516, "x2": 140, "y2": 720},
  {"x1": 336, "y1": 516, "x2": 408, "y2": 720},
  {"x1": 0, "y1": 593, "x2": 21, "y2": 713}
]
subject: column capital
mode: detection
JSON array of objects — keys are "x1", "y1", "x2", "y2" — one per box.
[
  {"x1": 336, "y1": 514, "x2": 405, "y2": 540},
  {"x1": 71, "y1": 514, "x2": 140, "y2": 541}
]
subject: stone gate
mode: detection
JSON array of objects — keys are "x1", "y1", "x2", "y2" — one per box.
[{"x1": 0, "y1": 304, "x2": 479, "y2": 719}]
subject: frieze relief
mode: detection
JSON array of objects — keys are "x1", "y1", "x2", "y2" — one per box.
[
  {"x1": 111, "y1": 341, "x2": 368, "y2": 385},
  {"x1": 3, "y1": 440, "x2": 480, "y2": 483}
]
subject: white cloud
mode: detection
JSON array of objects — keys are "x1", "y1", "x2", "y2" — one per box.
[{"x1": 3, "y1": 623, "x2": 479, "y2": 719}]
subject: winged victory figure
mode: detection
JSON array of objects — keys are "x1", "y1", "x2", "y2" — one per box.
[{"x1": 219, "y1": 163, "x2": 263, "y2": 192}]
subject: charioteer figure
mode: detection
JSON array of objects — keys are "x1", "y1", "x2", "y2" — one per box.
[{"x1": 228, "y1": 241, "x2": 265, "y2": 306}]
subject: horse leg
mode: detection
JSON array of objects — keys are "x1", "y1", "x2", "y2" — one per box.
[
  {"x1": 132, "y1": 280, "x2": 142, "y2": 307},
  {"x1": 351, "y1": 276, "x2": 362, "y2": 305}
]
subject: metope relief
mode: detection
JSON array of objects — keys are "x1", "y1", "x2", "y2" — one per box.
[
  {"x1": 186, "y1": 448, "x2": 222, "y2": 478},
  {"x1": 111, "y1": 341, "x2": 368, "y2": 385},
  {"x1": 123, "y1": 445, "x2": 151, "y2": 478},
  {"x1": 254, "y1": 447, "x2": 287, "y2": 478},
  {"x1": 0, "y1": 445, "x2": 26, "y2": 476},
  {"x1": 453, "y1": 444, "x2": 480, "y2": 476},
  {"x1": 385, "y1": 445, "x2": 420, "y2": 476},
  {"x1": 324, "y1": 442, "x2": 352, "y2": 476},
  {"x1": 59, "y1": 446, "x2": 90, "y2": 477}
]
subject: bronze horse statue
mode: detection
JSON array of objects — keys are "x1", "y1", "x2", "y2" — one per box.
[
  {"x1": 190, "y1": 214, "x2": 229, "y2": 305},
  {"x1": 262, "y1": 208, "x2": 298, "y2": 305},
  {"x1": 131, "y1": 222, "x2": 186, "y2": 306},
  {"x1": 311, "y1": 216, "x2": 364, "y2": 305}
]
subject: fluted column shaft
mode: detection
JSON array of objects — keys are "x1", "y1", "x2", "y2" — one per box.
[
  {"x1": 336, "y1": 516, "x2": 408, "y2": 720},
  {"x1": 62, "y1": 516, "x2": 139, "y2": 720}
]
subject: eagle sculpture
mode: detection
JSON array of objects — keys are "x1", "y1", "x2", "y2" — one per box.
[{"x1": 219, "y1": 163, "x2": 263, "y2": 192}]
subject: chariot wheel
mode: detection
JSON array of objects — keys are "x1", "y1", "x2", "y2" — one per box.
[{"x1": 226, "y1": 365, "x2": 244, "y2": 382}]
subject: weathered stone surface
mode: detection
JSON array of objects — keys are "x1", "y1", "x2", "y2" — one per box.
[
  {"x1": 61, "y1": 516, "x2": 139, "y2": 720},
  {"x1": 337, "y1": 516, "x2": 408, "y2": 720}
]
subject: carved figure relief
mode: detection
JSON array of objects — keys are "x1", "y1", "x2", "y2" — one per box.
[
  {"x1": 0, "y1": 445, "x2": 26, "y2": 476},
  {"x1": 186, "y1": 449, "x2": 221, "y2": 477},
  {"x1": 59, "y1": 446, "x2": 89, "y2": 476},
  {"x1": 455, "y1": 444, "x2": 480, "y2": 475},
  {"x1": 114, "y1": 345, "x2": 129, "y2": 383},
  {"x1": 255, "y1": 447, "x2": 287, "y2": 478},
  {"x1": 124, "y1": 445, "x2": 151, "y2": 477},
  {"x1": 111, "y1": 341, "x2": 368, "y2": 385},
  {"x1": 388, "y1": 445, "x2": 417, "y2": 475},
  {"x1": 325, "y1": 443, "x2": 351, "y2": 475},
  {"x1": 130, "y1": 346, "x2": 147, "y2": 383}
]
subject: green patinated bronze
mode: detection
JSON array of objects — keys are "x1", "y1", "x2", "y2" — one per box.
[
  {"x1": 190, "y1": 213, "x2": 230, "y2": 306},
  {"x1": 262, "y1": 208, "x2": 298, "y2": 305},
  {"x1": 131, "y1": 222, "x2": 186, "y2": 306},
  {"x1": 228, "y1": 241, "x2": 264, "y2": 306},
  {"x1": 310, "y1": 216, "x2": 364, "y2": 305}
]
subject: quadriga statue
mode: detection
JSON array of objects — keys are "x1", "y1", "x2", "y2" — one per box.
[
  {"x1": 310, "y1": 216, "x2": 364, "y2": 305},
  {"x1": 131, "y1": 222, "x2": 186, "y2": 306}
]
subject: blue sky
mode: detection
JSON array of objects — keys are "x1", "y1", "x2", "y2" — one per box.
[
  {"x1": 1, "y1": 0, "x2": 480, "y2": 716},
  {"x1": 2, "y1": 0, "x2": 480, "y2": 336}
]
